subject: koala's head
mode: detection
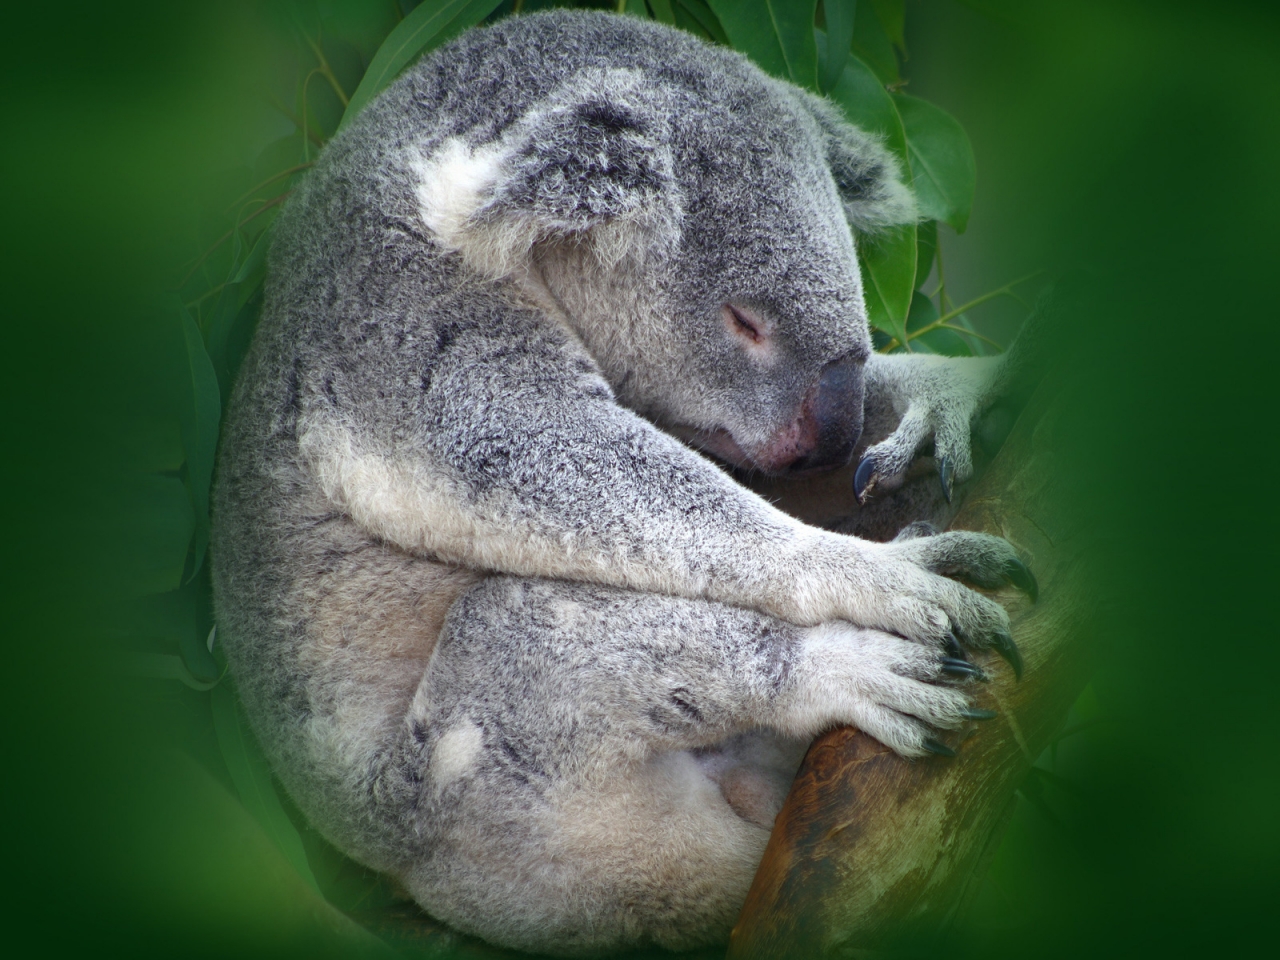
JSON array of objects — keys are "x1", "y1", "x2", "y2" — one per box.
[{"x1": 416, "y1": 46, "x2": 915, "y2": 476}]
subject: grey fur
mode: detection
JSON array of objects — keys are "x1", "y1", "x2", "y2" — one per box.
[{"x1": 212, "y1": 11, "x2": 1022, "y2": 955}]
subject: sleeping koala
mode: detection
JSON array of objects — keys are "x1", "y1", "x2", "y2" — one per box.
[{"x1": 212, "y1": 10, "x2": 1034, "y2": 956}]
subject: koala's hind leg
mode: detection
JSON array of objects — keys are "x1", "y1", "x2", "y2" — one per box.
[{"x1": 397, "y1": 576, "x2": 979, "y2": 955}]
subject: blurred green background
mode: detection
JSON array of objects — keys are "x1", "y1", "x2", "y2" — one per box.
[{"x1": 1, "y1": 1, "x2": 1276, "y2": 957}]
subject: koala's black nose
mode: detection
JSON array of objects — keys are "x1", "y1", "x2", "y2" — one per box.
[{"x1": 791, "y1": 357, "x2": 866, "y2": 473}]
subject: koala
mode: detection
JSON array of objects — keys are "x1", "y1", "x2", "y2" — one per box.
[{"x1": 211, "y1": 10, "x2": 1035, "y2": 956}]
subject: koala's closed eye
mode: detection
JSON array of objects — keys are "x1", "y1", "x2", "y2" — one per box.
[{"x1": 723, "y1": 303, "x2": 768, "y2": 346}]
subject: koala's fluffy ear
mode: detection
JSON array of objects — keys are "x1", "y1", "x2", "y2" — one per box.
[
  {"x1": 414, "y1": 68, "x2": 679, "y2": 276},
  {"x1": 804, "y1": 97, "x2": 918, "y2": 234}
]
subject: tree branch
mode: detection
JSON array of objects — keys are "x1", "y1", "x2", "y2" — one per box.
[{"x1": 728, "y1": 367, "x2": 1100, "y2": 957}]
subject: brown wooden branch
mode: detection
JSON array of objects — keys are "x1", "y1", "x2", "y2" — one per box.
[{"x1": 727, "y1": 375, "x2": 1100, "y2": 958}]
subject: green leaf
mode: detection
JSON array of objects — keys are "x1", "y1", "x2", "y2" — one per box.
[
  {"x1": 818, "y1": 0, "x2": 856, "y2": 93},
  {"x1": 826, "y1": 54, "x2": 907, "y2": 161},
  {"x1": 674, "y1": 0, "x2": 729, "y2": 44},
  {"x1": 708, "y1": 0, "x2": 819, "y2": 90},
  {"x1": 851, "y1": 1, "x2": 898, "y2": 83},
  {"x1": 648, "y1": 0, "x2": 678, "y2": 25},
  {"x1": 826, "y1": 56, "x2": 913, "y2": 340},
  {"x1": 340, "y1": 0, "x2": 505, "y2": 131},
  {"x1": 893, "y1": 93, "x2": 977, "y2": 233},
  {"x1": 906, "y1": 289, "x2": 972, "y2": 356},
  {"x1": 111, "y1": 474, "x2": 195, "y2": 596},
  {"x1": 860, "y1": 224, "x2": 916, "y2": 346},
  {"x1": 232, "y1": 221, "x2": 272, "y2": 304},
  {"x1": 916, "y1": 218, "x2": 937, "y2": 289},
  {"x1": 212, "y1": 680, "x2": 322, "y2": 894},
  {"x1": 869, "y1": 0, "x2": 905, "y2": 52},
  {"x1": 178, "y1": 307, "x2": 221, "y2": 583}
]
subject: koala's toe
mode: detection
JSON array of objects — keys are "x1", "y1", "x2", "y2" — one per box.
[
  {"x1": 854, "y1": 405, "x2": 930, "y2": 503},
  {"x1": 897, "y1": 530, "x2": 1027, "y2": 590}
]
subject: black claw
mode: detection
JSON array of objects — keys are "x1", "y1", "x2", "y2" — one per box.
[
  {"x1": 938, "y1": 456, "x2": 954, "y2": 503},
  {"x1": 943, "y1": 632, "x2": 964, "y2": 659},
  {"x1": 853, "y1": 456, "x2": 876, "y2": 503},
  {"x1": 1004, "y1": 558, "x2": 1039, "y2": 603},
  {"x1": 992, "y1": 631, "x2": 1024, "y2": 680},
  {"x1": 960, "y1": 707, "x2": 998, "y2": 721},
  {"x1": 922, "y1": 738, "x2": 957, "y2": 757},
  {"x1": 940, "y1": 657, "x2": 988, "y2": 681}
]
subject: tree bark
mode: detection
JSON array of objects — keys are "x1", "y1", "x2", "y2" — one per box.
[{"x1": 727, "y1": 374, "x2": 1099, "y2": 958}]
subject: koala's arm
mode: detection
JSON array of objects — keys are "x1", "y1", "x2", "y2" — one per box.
[
  {"x1": 856, "y1": 284, "x2": 1072, "y2": 504},
  {"x1": 298, "y1": 284, "x2": 1019, "y2": 650},
  {"x1": 857, "y1": 353, "x2": 1003, "y2": 501}
]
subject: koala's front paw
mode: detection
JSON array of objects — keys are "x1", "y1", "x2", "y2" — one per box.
[
  {"x1": 881, "y1": 527, "x2": 1035, "y2": 677},
  {"x1": 794, "y1": 527, "x2": 1035, "y2": 678},
  {"x1": 787, "y1": 624, "x2": 997, "y2": 758},
  {"x1": 856, "y1": 355, "x2": 1003, "y2": 505}
]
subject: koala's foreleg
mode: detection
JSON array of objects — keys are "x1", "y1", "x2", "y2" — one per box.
[
  {"x1": 299, "y1": 290, "x2": 1028, "y2": 655},
  {"x1": 392, "y1": 575, "x2": 984, "y2": 954}
]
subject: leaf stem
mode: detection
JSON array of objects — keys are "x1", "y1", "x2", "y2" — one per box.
[
  {"x1": 907, "y1": 270, "x2": 1043, "y2": 342},
  {"x1": 266, "y1": 94, "x2": 325, "y2": 148},
  {"x1": 936, "y1": 323, "x2": 1004, "y2": 350},
  {"x1": 179, "y1": 193, "x2": 291, "y2": 289},
  {"x1": 301, "y1": 31, "x2": 350, "y2": 107},
  {"x1": 226, "y1": 163, "x2": 313, "y2": 214}
]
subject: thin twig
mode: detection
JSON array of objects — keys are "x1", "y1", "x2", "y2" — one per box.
[
  {"x1": 909, "y1": 270, "x2": 1043, "y2": 341},
  {"x1": 227, "y1": 163, "x2": 313, "y2": 214},
  {"x1": 936, "y1": 323, "x2": 1004, "y2": 350},
  {"x1": 300, "y1": 29, "x2": 350, "y2": 107},
  {"x1": 266, "y1": 94, "x2": 325, "y2": 147},
  {"x1": 178, "y1": 192, "x2": 290, "y2": 289}
]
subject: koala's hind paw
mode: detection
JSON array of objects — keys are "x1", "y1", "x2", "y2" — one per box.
[{"x1": 791, "y1": 625, "x2": 998, "y2": 758}]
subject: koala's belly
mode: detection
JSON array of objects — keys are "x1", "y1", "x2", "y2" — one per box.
[{"x1": 293, "y1": 535, "x2": 484, "y2": 712}]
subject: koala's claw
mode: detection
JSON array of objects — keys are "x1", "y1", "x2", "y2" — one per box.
[
  {"x1": 959, "y1": 706, "x2": 998, "y2": 720},
  {"x1": 938, "y1": 455, "x2": 955, "y2": 503},
  {"x1": 940, "y1": 657, "x2": 988, "y2": 681},
  {"x1": 991, "y1": 630, "x2": 1023, "y2": 680},
  {"x1": 853, "y1": 455, "x2": 877, "y2": 504},
  {"x1": 922, "y1": 738, "x2": 957, "y2": 757},
  {"x1": 1004, "y1": 557, "x2": 1039, "y2": 602},
  {"x1": 943, "y1": 631, "x2": 965, "y2": 659}
]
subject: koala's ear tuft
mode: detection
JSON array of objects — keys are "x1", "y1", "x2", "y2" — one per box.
[
  {"x1": 826, "y1": 126, "x2": 917, "y2": 234},
  {"x1": 802, "y1": 97, "x2": 917, "y2": 235},
  {"x1": 460, "y1": 68, "x2": 680, "y2": 274}
]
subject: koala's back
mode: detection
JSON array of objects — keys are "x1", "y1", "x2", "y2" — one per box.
[{"x1": 210, "y1": 8, "x2": 751, "y2": 874}]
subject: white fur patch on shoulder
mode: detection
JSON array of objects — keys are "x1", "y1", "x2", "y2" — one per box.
[
  {"x1": 432, "y1": 719, "x2": 483, "y2": 787},
  {"x1": 410, "y1": 137, "x2": 504, "y2": 251}
]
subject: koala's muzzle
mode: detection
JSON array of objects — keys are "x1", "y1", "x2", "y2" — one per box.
[{"x1": 754, "y1": 356, "x2": 866, "y2": 475}]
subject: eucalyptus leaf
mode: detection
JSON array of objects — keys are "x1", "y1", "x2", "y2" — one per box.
[
  {"x1": 826, "y1": 54, "x2": 907, "y2": 161},
  {"x1": 851, "y1": 0, "x2": 898, "y2": 83},
  {"x1": 894, "y1": 93, "x2": 977, "y2": 233},
  {"x1": 340, "y1": 0, "x2": 505, "y2": 131},
  {"x1": 113, "y1": 474, "x2": 195, "y2": 596},
  {"x1": 708, "y1": 0, "x2": 819, "y2": 90},
  {"x1": 179, "y1": 307, "x2": 221, "y2": 583},
  {"x1": 860, "y1": 224, "x2": 916, "y2": 346},
  {"x1": 674, "y1": 0, "x2": 729, "y2": 44},
  {"x1": 906, "y1": 289, "x2": 972, "y2": 356},
  {"x1": 212, "y1": 679, "x2": 323, "y2": 894},
  {"x1": 648, "y1": 0, "x2": 677, "y2": 25},
  {"x1": 818, "y1": 0, "x2": 856, "y2": 93},
  {"x1": 916, "y1": 218, "x2": 937, "y2": 289},
  {"x1": 869, "y1": 0, "x2": 905, "y2": 52}
]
